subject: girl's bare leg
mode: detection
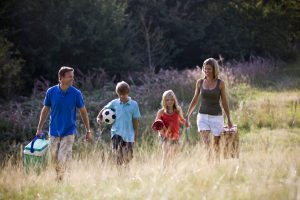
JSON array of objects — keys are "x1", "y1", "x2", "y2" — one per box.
[{"x1": 162, "y1": 140, "x2": 170, "y2": 169}]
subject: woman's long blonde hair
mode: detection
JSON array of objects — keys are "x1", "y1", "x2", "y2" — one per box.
[
  {"x1": 202, "y1": 58, "x2": 220, "y2": 79},
  {"x1": 161, "y1": 90, "x2": 183, "y2": 116}
]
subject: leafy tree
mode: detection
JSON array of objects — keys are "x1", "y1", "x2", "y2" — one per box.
[
  {"x1": 198, "y1": 0, "x2": 300, "y2": 61},
  {"x1": 3, "y1": 0, "x2": 127, "y2": 83},
  {"x1": 0, "y1": 35, "x2": 24, "y2": 99},
  {"x1": 0, "y1": 0, "x2": 299, "y2": 99},
  {"x1": 125, "y1": 0, "x2": 212, "y2": 69}
]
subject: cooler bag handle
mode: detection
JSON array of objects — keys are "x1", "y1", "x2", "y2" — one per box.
[{"x1": 30, "y1": 132, "x2": 45, "y2": 153}]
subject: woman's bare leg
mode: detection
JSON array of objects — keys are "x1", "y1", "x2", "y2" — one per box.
[
  {"x1": 213, "y1": 135, "x2": 221, "y2": 162},
  {"x1": 200, "y1": 130, "x2": 212, "y2": 160}
]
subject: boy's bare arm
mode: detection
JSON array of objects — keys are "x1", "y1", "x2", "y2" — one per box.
[
  {"x1": 133, "y1": 118, "x2": 139, "y2": 138},
  {"x1": 96, "y1": 108, "x2": 105, "y2": 124}
]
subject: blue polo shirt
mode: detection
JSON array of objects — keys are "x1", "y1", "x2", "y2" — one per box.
[
  {"x1": 44, "y1": 85, "x2": 85, "y2": 137},
  {"x1": 104, "y1": 97, "x2": 141, "y2": 142}
]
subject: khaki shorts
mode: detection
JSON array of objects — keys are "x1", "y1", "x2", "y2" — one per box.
[{"x1": 50, "y1": 135, "x2": 75, "y2": 175}]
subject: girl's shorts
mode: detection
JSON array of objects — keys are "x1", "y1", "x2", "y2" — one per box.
[
  {"x1": 197, "y1": 113, "x2": 224, "y2": 136},
  {"x1": 159, "y1": 136, "x2": 179, "y2": 145}
]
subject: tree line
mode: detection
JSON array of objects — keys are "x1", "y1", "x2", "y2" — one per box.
[{"x1": 0, "y1": 0, "x2": 299, "y2": 99}]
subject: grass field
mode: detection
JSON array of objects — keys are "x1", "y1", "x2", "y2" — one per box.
[
  {"x1": 0, "y1": 88, "x2": 300, "y2": 200},
  {"x1": 0, "y1": 58, "x2": 299, "y2": 199},
  {"x1": 0, "y1": 128, "x2": 299, "y2": 200}
]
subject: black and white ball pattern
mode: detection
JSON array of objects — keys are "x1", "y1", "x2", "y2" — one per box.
[{"x1": 102, "y1": 108, "x2": 116, "y2": 124}]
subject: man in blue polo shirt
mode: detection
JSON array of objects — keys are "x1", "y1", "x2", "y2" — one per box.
[{"x1": 36, "y1": 66, "x2": 91, "y2": 181}]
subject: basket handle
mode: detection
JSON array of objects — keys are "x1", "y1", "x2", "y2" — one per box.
[{"x1": 30, "y1": 132, "x2": 45, "y2": 153}]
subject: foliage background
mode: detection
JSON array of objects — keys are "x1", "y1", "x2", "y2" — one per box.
[{"x1": 0, "y1": 0, "x2": 299, "y2": 98}]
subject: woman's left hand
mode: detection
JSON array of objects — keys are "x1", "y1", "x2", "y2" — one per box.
[
  {"x1": 184, "y1": 119, "x2": 190, "y2": 128},
  {"x1": 185, "y1": 116, "x2": 191, "y2": 128}
]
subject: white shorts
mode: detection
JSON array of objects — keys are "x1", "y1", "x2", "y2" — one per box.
[{"x1": 197, "y1": 113, "x2": 224, "y2": 136}]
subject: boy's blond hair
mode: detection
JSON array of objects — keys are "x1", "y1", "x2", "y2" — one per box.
[{"x1": 116, "y1": 81, "x2": 130, "y2": 95}]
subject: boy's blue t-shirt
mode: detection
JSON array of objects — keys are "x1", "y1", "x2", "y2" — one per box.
[
  {"x1": 44, "y1": 85, "x2": 85, "y2": 137},
  {"x1": 104, "y1": 97, "x2": 141, "y2": 142}
]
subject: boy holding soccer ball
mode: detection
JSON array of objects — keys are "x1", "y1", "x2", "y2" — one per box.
[{"x1": 97, "y1": 81, "x2": 141, "y2": 166}]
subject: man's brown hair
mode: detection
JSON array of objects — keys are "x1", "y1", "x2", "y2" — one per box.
[{"x1": 58, "y1": 66, "x2": 74, "y2": 80}]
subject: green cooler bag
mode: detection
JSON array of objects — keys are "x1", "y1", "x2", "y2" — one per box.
[{"x1": 23, "y1": 134, "x2": 50, "y2": 172}]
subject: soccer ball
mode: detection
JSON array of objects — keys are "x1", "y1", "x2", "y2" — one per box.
[{"x1": 102, "y1": 108, "x2": 116, "y2": 124}]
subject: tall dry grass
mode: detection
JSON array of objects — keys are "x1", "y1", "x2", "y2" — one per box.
[
  {"x1": 0, "y1": 129, "x2": 299, "y2": 200},
  {"x1": 1, "y1": 56, "x2": 300, "y2": 162},
  {"x1": 1, "y1": 56, "x2": 300, "y2": 199}
]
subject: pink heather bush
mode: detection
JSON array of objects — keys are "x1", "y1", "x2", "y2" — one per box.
[{"x1": 223, "y1": 56, "x2": 281, "y2": 83}]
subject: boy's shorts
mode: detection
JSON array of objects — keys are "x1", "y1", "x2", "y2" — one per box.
[{"x1": 111, "y1": 134, "x2": 133, "y2": 165}]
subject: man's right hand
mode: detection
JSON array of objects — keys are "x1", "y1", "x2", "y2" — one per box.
[
  {"x1": 86, "y1": 131, "x2": 92, "y2": 142},
  {"x1": 36, "y1": 130, "x2": 43, "y2": 137}
]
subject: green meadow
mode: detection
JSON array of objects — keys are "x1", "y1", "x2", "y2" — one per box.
[{"x1": 0, "y1": 58, "x2": 299, "y2": 200}]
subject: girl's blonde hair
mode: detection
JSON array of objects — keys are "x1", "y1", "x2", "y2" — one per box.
[
  {"x1": 161, "y1": 90, "x2": 183, "y2": 116},
  {"x1": 202, "y1": 58, "x2": 220, "y2": 79}
]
